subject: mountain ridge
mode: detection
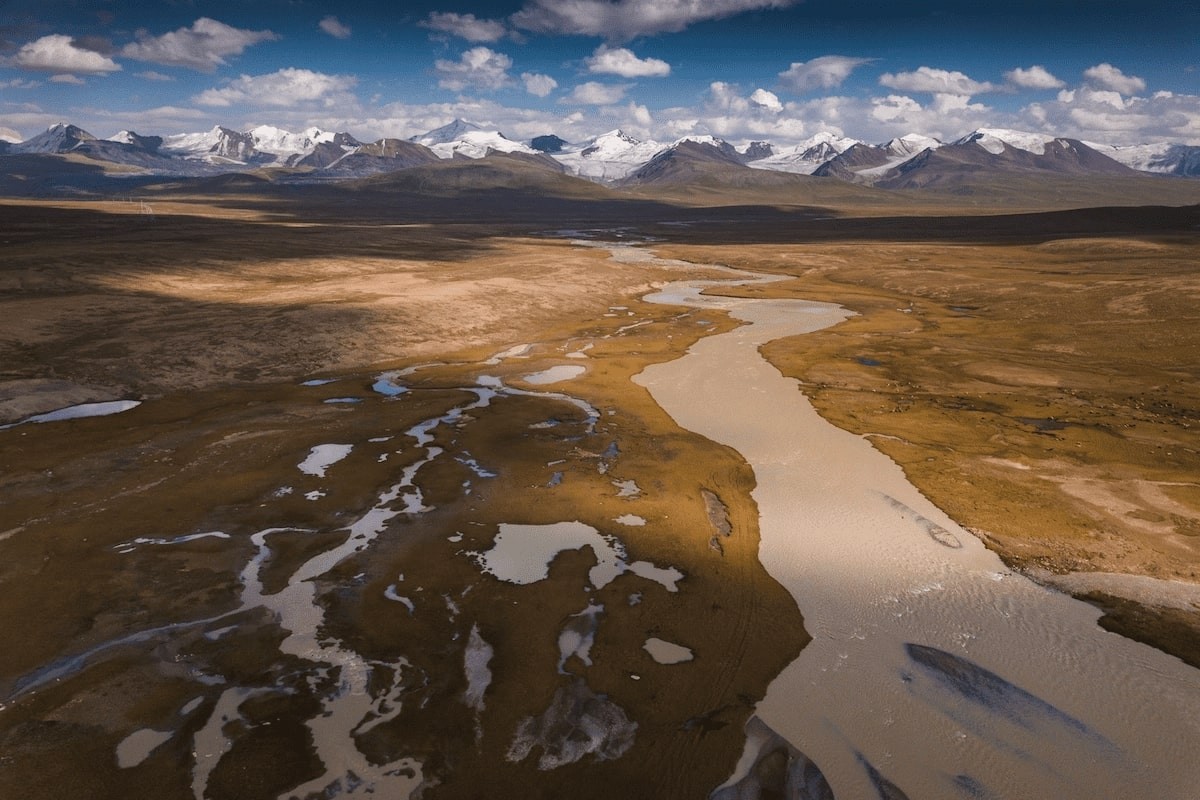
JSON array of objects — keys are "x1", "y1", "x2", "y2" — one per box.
[{"x1": 4, "y1": 121, "x2": 1199, "y2": 197}]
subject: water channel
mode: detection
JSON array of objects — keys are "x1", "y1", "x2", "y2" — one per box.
[{"x1": 621, "y1": 242, "x2": 1200, "y2": 799}]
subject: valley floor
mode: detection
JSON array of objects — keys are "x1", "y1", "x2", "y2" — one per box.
[{"x1": 1, "y1": 195, "x2": 1197, "y2": 798}]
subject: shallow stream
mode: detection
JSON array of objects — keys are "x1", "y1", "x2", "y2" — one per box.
[{"x1": 622, "y1": 242, "x2": 1200, "y2": 798}]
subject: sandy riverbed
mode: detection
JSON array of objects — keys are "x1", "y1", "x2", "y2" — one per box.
[{"x1": 631, "y1": 242, "x2": 1200, "y2": 798}]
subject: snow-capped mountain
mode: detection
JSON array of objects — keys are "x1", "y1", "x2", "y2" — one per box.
[
  {"x1": 955, "y1": 128, "x2": 1063, "y2": 156},
  {"x1": 245, "y1": 125, "x2": 362, "y2": 165},
  {"x1": 160, "y1": 125, "x2": 360, "y2": 166},
  {"x1": 553, "y1": 131, "x2": 764, "y2": 183},
  {"x1": 3, "y1": 120, "x2": 1198, "y2": 190},
  {"x1": 885, "y1": 134, "x2": 941, "y2": 158},
  {"x1": 1087, "y1": 142, "x2": 1200, "y2": 176},
  {"x1": 554, "y1": 130, "x2": 668, "y2": 182},
  {"x1": 410, "y1": 118, "x2": 481, "y2": 145},
  {"x1": 749, "y1": 132, "x2": 862, "y2": 174},
  {"x1": 106, "y1": 130, "x2": 164, "y2": 152},
  {"x1": 409, "y1": 118, "x2": 536, "y2": 159},
  {"x1": 162, "y1": 126, "x2": 262, "y2": 164},
  {"x1": 12, "y1": 123, "x2": 97, "y2": 154}
]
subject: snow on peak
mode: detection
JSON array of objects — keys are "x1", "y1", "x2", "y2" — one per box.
[
  {"x1": 107, "y1": 130, "x2": 137, "y2": 145},
  {"x1": 12, "y1": 122, "x2": 95, "y2": 153},
  {"x1": 555, "y1": 130, "x2": 666, "y2": 182},
  {"x1": 429, "y1": 130, "x2": 535, "y2": 159},
  {"x1": 886, "y1": 133, "x2": 941, "y2": 157},
  {"x1": 406, "y1": 119, "x2": 533, "y2": 159},
  {"x1": 958, "y1": 128, "x2": 1058, "y2": 156},
  {"x1": 410, "y1": 118, "x2": 485, "y2": 146},
  {"x1": 247, "y1": 124, "x2": 330, "y2": 156},
  {"x1": 1085, "y1": 140, "x2": 1177, "y2": 172},
  {"x1": 672, "y1": 134, "x2": 723, "y2": 147},
  {"x1": 747, "y1": 131, "x2": 861, "y2": 175}
]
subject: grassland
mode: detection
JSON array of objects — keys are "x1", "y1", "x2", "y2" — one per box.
[{"x1": 1, "y1": 192, "x2": 1197, "y2": 798}]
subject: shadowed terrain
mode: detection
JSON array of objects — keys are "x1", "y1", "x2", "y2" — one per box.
[{"x1": 2, "y1": 175, "x2": 1198, "y2": 797}]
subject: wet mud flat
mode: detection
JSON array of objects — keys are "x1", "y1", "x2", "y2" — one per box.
[{"x1": 0, "y1": 265, "x2": 806, "y2": 799}]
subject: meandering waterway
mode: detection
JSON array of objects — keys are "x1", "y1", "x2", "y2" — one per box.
[{"x1": 622, "y1": 242, "x2": 1200, "y2": 799}]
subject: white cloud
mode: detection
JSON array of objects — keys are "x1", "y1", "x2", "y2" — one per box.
[
  {"x1": 866, "y1": 92, "x2": 994, "y2": 140},
  {"x1": 122, "y1": 18, "x2": 278, "y2": 72},
  {"x1": 585, "y1": 45, "x2": 670, "y2": 78},
  {"x1": 879, "y1": 67, "x2": 995, "y2": 96},
  {"x1": 688, "y1": 82, "x2": 825, "y2": 142},
  {"x1": 1082, "y1": 63, "x2": 1146, "y2": 95},
  {"x1": 49, "y1": 74, "x2": 85, "y2": 85},
  {"x1": 295, "y1": 97, "x2": 617, "y2": 144},
  {"x1": 778, "y1": 55, "x2": 871, "y2": 93},
  {"x1": 0, "y1": 126, "x2": 23, "y2": 143},
  {"x1": 135, "y1": 71, "x2": 174, "y2": 82},
  {"x1": 750, "y1": 88, "x2": 783, "y2": 113},
  {"x1": 422, "y1": 12, "x2": 508, "y2": 42},
  {"x1": 626, "y1": 101, "x2": 653, "y2": 128},
  {"x1": 1005, "y1": 65, "x2": 1064, "y2": 90},
  {"x1": 82, "y1": 104, "x2": 210, "y2": 134},
  {"x1": 870, "y1": 94, "x2": 922, "y2": 123},
  {"x1": 565, "y1": 81, "x2": 628, "y2": 105},
  {"x1": 11, "y1": 34, "x2": 121, "y2": 74},
  {"x1": 319, "y1": 16, "x2": 352, "y2": 40},
  {"x1": 434, "y1": 47, "x2": 513, "y2": 92},
  {"x1": 1020, "y1": 86, "x2": 1200, "y2": 144},
  {"x1": 0, "y1": 78, "x2": 40, "y2": 89},
  {"x1": 194, "y1": 68, "x2": 357, "y2": 108},
  {"x1": 521, "y1": 72, "x2": 557, "y2": 97},
  {"x1": 511, "y1": 0, "x2": 797, "y2": 40}
]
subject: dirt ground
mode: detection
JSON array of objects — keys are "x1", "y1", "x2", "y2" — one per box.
[
  {"x1": 0, "y1": 198, "x2": 806, "y2": 799},
  {"x1": 2, "y1": 195, "x2": 1198, "y2": 798}
]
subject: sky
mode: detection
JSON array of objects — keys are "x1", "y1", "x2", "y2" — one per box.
[{"x1": 1, "y1": 0, "x2": 1198, "y2": 146}]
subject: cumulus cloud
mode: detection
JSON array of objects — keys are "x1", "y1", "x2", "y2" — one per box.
[
  {"x1": 879, "y1": 67, "x2": 995, "y2": 96},
  {"x1": 750, "y1": 88, "x2": 783, "y2": 112},
  {"x1": 422, "y1": 12, "x2": 508, "y2": 42},
  {"x1": 434, "y1": 47, "x2": 513, "y2": 92},
  {"x1": 11, "y1": 34, "x2": 121, "y2": 74},
  {"x1": 691, "y1": 82, "x2": 814, "y2": 141},
  {"x1": 135, "y1": 70, "x2": 174, "y2": 81},
  {"x1": 626, "y1": 101, "x2": 653, "y2": 128},
  {"x1": 1021, "y1": 86, "x2": 1200, "y2": 144},
  {"x1": 565, "y1": 81, "x2": 628, "y2": 105},
  {"x1": 585, "y1": 45, "x2": 670, "y2": 78},
  {"x1": 778, "y1": 55, "x2": 871, "y2": 93},
  {"x1": 521, "y1": 72, "x2": 557, "y2": 97},
  {"x1": 122, "y1": 18, "x2": 278, "y2": 72},
  {"x1": 0, "y1": 78, "x2": 40, "y2": 89},
  {"x1": 193, "y1": 68, "x2": 357, "y2": 108},
  {"x1": 319, "y1": 16, "x2": 352, "y2": 39},
  {"x1": 1005, "y1": 65, "x2": 1064, "y2": 90},
  {"x1": 1082, "y1": 63, "x2": 1146, "y2": 95},
  {"x1": 49, "y1": 74, "x2": 85, "y2": 84},
  {"x1": 291, "y1": 97, "x2": 615, "y2": 144},
  {"x1": 867, "y1": 92, "x2": 993, "y2": 140},
  {"x1": 511, "y1": 0, "x2": 797, "y2": 40}
]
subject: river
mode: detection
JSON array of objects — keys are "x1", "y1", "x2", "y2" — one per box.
[{"x1": 620, "y1": 242, "x2": 1200, "y2": 799}]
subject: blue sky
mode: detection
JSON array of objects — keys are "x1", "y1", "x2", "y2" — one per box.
[{"x1": 1, "y1": 0, "x2": 1197, "y2": 145}]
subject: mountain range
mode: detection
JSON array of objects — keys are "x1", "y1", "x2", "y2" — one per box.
[{"x1": 3, "y1": 119, "x2": 1199, "y2": 198}]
